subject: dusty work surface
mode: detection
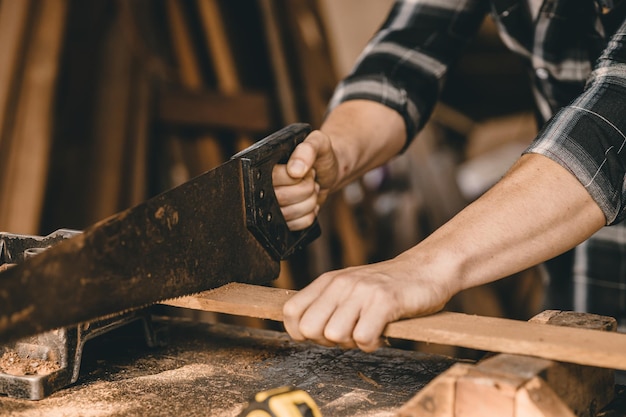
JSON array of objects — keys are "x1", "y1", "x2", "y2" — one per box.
[{"x1": 0, "y1": 317, "x2": 460, "y2": 416}]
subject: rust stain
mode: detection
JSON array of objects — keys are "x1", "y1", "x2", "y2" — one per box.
[
  {"x1": 154, "y1": 206, "x2": 179, "y2": 230},
  {"x1": 154, "y1": 206, "x2": 165, "y2": 219}
]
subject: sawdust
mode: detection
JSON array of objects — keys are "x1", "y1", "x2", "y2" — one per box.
[
  {"x1": 2, "y1": 363, "x2": 248, "y2": 417},
  {"x1": 5, "y1": 402, "x2": 135, "y2": 417},
  {"x1": 321, "y1": 388, "x2": 398, "y2": 417},
  {"x1": 0, "y1": 349, "x2": 61, "y2": 376}
]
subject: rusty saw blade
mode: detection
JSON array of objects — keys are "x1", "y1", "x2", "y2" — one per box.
[{"x1": 0, "y1": 123, "x2": 320, "y2": 343}]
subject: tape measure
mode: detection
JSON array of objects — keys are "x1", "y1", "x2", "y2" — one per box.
[{"x1": 238, "y1": 386, "x2": 321, "y2": 417}]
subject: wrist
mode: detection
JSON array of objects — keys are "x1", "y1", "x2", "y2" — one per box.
[
  {"x1": 317, "y1": 128, "x2": 352, "y2": 192},
  {"x1": 398, "y1": 242, "x2": 466, "y2": 303},
  {"x1": 320, "y1": 100, "x2": 406, "y2": 191}
]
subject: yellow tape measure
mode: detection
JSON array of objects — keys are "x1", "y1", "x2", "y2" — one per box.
[{"x1": 238, "y1": 386, "x2": 322, "y2": 417}]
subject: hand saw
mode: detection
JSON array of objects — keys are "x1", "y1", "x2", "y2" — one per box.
[{"x1": 0, "y1": 123, "x2": 320, "y2": 343}]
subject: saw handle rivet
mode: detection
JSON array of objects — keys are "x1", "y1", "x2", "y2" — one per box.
[{"x1": 24, "y1": 247, "x2": 49, "y2": 259}]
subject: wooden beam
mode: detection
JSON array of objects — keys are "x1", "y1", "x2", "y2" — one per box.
[
  {"x1": 397, "y1": 310, "x2": 616, "y2": 416},
  {"x1": 161, "y1": 283, "x2": 626, "y2": 371},
  {"x1": 258, "y1": 0, "x2": 299, "y2": 125},
  {"x1": 0, "y1": 0, "x2": 68, "y2": 234},
  {"x1": 158, "y1": 88, "x2": 272, "y2": 133},
  {"x1": 84, "y1": 11, "x2": 134, "y2": 224},
  {"x1": 0, "y1": 0, "x2": 31, "y2": 151},
  {"x1": 164, "y1": 0, "x2": 222, "y2": 177},
  {"x1": 195, "y1": 0, "x2": 256, "y2": 156}
]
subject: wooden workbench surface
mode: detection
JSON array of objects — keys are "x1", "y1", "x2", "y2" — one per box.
[{"x1": 0, "y1": 318, "x2": 459, "y2": 416}]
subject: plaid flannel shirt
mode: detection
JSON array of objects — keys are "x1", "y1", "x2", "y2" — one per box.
[{"x1": 329, "y1": 0, "x2": 626, "y2": 322}]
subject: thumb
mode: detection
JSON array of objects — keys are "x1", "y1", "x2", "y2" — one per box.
[{"x1": 286, "y1": 130, "x2": 327, "y2": 179}]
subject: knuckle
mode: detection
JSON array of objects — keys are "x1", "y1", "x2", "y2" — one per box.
[
  {"x1": 299, "y1": 325, "x2": 321, "y2": 341},
  {"x1": 284, "y1": 323, "x2": 305, "y2": 342},
  {"x1": 274, "y1": 188, "x2": 287, "y2": 204},
  {"x1": 287, "y1": 218, "x2": 312, "y2": 232},
  {"x1": 301, "y1": 212, "x2": 316, "y2": 226},
  {"x1": 327, "y1": 273, "x2": 359, "y2": 293},
  {"x1": 298, "y1": 141, "x2": 317, "y2": 159},
  {"x1": 299, "y1": 313, "x2": 323, "y2": 340},
  {"x1": 352, "y1": 330, "x2": 370, "y2": 347},
  {"x1": 271, "y1": 165, "x2": 288, "y2": 183},
  {"x1": 354, "y1": 335, "x2": 378, "y2": 352},
  {"x1": 282, "y1": 300, "x2": 300, "y2": 319},
  {"x1": 323, "y1": 327, "x2": 347, "y2": 344},
  {"x1": 290, "y1": 334, "x2": 306, "y2": 342},
  {"x1": 358, "y1": 342, "x2": 379, "y2": 353}
]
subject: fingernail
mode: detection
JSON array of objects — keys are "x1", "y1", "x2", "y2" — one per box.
[{"x1": 289, "y1": 160, "x2": 306, "y2": 177}]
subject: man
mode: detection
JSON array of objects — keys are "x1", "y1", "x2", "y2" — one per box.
[{"x1": 272, "y1": 0, "x2": 626, "y2": 352}]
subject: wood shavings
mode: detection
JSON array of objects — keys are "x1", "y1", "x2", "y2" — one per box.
[{"x1": 357, "y1": 371, "x2": 382, "y2": 388}]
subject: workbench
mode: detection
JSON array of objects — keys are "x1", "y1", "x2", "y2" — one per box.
[
  {"x1": 0, "y1": 316, "x2": 458, "y2": 416},
  {"x1": 1, "y1": 316, "x2": 626, "y2": 417}
]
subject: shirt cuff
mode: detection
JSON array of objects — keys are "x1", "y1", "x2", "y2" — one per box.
[
  {"x1": 524, "y1": 107, "x2": 624, "y2": 226},
  {"x1": 327, "y1": 74, "x2": 422, "y2": 150}
]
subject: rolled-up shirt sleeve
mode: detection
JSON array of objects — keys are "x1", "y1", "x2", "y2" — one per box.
[
  {"x1": 524, "y1": 17, "x2": 626, "y2": 225},
  {"x1": 327, "y1": 0, "x2": 488, "y2": 147}
]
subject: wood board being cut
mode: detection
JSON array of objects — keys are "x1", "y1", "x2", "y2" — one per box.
[{"x1": 162, "y1": 283, "x2": 626, "y2": 371}]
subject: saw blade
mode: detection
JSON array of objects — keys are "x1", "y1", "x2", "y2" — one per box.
[{"x1": 0, "y1": 123, "x2": 320, "y2": 343}]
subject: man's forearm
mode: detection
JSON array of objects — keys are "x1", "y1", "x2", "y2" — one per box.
[
  {"x1": 405, "y1": 153, "x2": 606, "y2": 295},
  {"x1": 321, "y1": 100, "x2": 406, "y2": 191}
]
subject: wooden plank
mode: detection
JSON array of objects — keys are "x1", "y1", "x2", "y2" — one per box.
[
  {"x1": 123, "y1": 68, "x2": 151, "y2": 208},
  {"x1": 164, "y1": 283, "x2": 294, "y2": 322},
  {"x1": 258, "y1": 0, "x2": 299, "y2": 124},
  {"x1": 165, "y1": 0, "x2": 203, "y2": 91},
  {"x1": 515, "y1": 377, "x2": 577, "y2": 417},
  {"x1": 165, "y1": 0, "x2": 223, "y2": 175},
  {"x1": 84, "y1": 12, "x2": 134, "y2": 224},
  {"x1": 161, "y1": 283, "x2": 626, "y2": 371},
  {"x1": 196, "y1": 0, "x2": 254, "y2": 154},
  {"x1": 454, "y1": 365, "x2": 521, "y2": 416},
  {"x1": 0, "y1": 0, "x2": 31, "y2": 151},
  {"x1": 397, "y1": 363, "x2": 469, "y2": 417},
  {"x1": 403, "y1": 363, "x2": 579, "y2": 417},
  {"x1": 398, "y1": 310, "x2": 616, "y2": 416},
  {"x1": 527, "y1": 311, "x2": 616, "y2": 415},
  {"x1": 116, "y1": 1, "x2": 155, "y2": 208},
  {"x1": 281, "y1": 0, "x2": 336, "y2": 127},
  {"x1": 195, "y1": 0, "x2": 239, "y2": 96},
  {"x1": 158, "y1": 89, "x2": 272, "y2": 132},
  {"x1": 0, "y1": 0, "x2": 68, "y2": 234}
]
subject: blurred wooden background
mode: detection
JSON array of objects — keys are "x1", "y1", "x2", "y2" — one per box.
[{"x1": 0, "y1": 0, "x2": 544, "y2": 355}]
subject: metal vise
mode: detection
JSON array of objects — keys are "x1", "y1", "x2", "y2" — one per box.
[{"x1": 0, "y1": 230, "x2": 165, "y2": 400}]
